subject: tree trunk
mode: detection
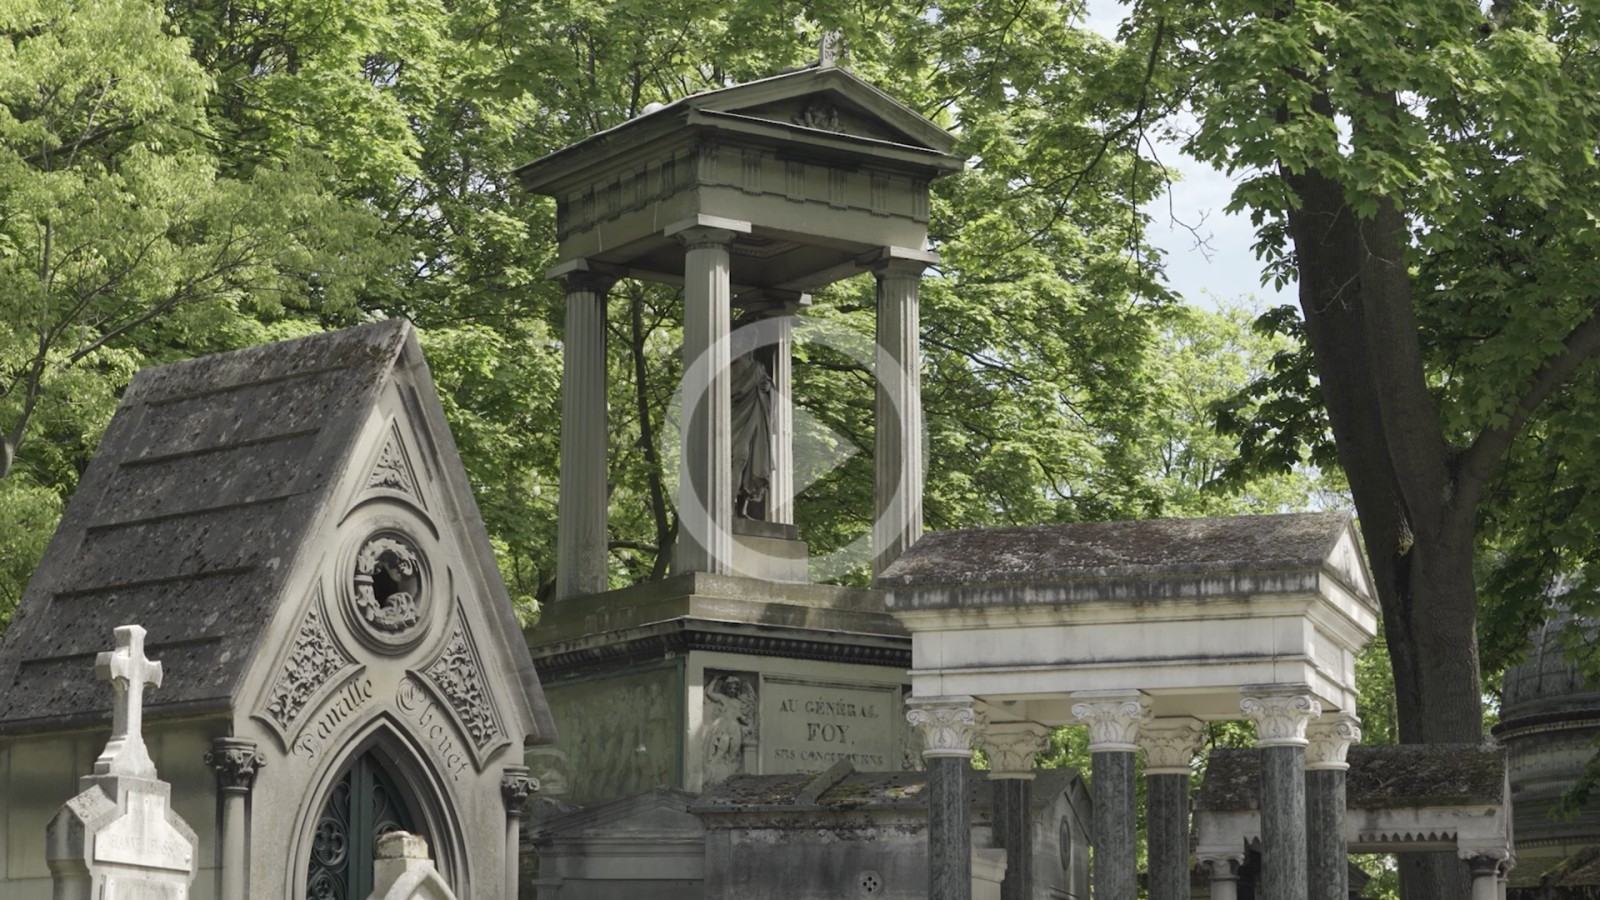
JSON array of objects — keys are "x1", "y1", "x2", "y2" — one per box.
[{"x1": 1285, "y1": 166, "x2": 1480, "y2": 900}]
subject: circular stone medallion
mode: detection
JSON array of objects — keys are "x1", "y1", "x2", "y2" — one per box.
[{"x1": 345, "y1": 531, "x2": 431, "y2": 653}]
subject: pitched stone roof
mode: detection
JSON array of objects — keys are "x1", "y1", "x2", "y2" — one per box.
[
  {"x1": 0, "y1": 321, "x2": 551, "y2": 738},
  {"x1": 878, "y1": 512, "x2": 1358, "y2": 588},
  {"x1": 1196, "y1": 744, "x2": 1506, "y2": 812}
]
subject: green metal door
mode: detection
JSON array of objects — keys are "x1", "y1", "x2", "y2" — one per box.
[{"x1": 306, "y1": 752, "x2": 417, "y2": 900}]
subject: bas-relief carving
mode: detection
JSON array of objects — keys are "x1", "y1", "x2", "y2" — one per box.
[
  {"x1": 349, "y1": 532, "x2": 431, "y2": 651},
  {"x1": 261, "y1": 598, "x2": 358, "y2": 737},
  {"x1": 544, "y1": 668, "x2": 680, "y2": 806},
  {"x1": 793, "y1": 98, "x2": 841, "y2": 132},
  {"x1": 366, "y1": 425, "x2": 422, "y2": 500},
  {"x1": 419, "y1": 622, "x2": 506, "y2": 755},
  {"x1": 703, "y1": 670, "x2": 758, "y2": 787}
]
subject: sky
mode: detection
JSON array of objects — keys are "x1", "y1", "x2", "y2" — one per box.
[{"x1": 1081, "y1": 2, "x2": 1295, "y2": 311}]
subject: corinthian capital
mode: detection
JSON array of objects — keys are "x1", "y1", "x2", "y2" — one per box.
[
  {"x1": 205, "y1": 737, "x2": 266, "y2": 794},
  {"x1": 979, "y1": 722, "x2": 1052, "y2": 778},
  {"x1": 501, "y1": 765, "x2": 540, "y2": 816},
  {"x1": 1070, "y1": 692, "x2": 1149, "y2": 753},
  {"x1": 1139, "y1": 717, "x2": 1205, "y2": 774},
  {"x1": 1304, "y1": 713, "x2": 1362, "y2": 771},
  {"x1": 1240, "y1": 689, "x2": 1321, "y2": 748},
  {"x1": 905, "y1": 697, "x2": 981, "y2": 759}
]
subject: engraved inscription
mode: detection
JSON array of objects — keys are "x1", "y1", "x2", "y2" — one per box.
[
  {"x1": 421, "y1": 625, "x2": 503, "y2": 750},
  {"x1": 761, "y1": 678, "x2": 898, "y2": 773},
  {"x1": 397, "y1": 677, "x2": 471, "y2": 780},
  {"x1": 264, "y1": 605, "x2": 352, "y2": 730},
  {"x1": 93, "y1": 793, "x2": 193, "y2": 872},
  {"x1": 102, "y1": 879, "x2": 186, "y2": 900},
  {"x1": 292, "y1": 677, "x2": 375, "y2": 759}
]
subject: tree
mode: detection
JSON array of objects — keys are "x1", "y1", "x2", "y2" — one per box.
[{"x1": 1120, "y1": 1, "x2": 1600, "y2": 893}]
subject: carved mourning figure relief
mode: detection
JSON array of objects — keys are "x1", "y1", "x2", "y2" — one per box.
[
  {"x1": 729, "y1": 353, "x2": 775, "y2": 519},
  {"x1": 703, "y1": 671, "x2": 759, "y2": 786}
]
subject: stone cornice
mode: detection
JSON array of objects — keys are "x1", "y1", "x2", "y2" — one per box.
[
  {"x1": 1071, "y1": 693, "x2": 1148, "y2": 753},
  {"x1": 532, "y1": 621, "x2": 911, "y2": 680},
  {"x1": 906, "y1": 697, "x2": 981, "y2": 759},
  {"x1": 1139, "y1": 718, "x2": 1205, "y2": 774}
]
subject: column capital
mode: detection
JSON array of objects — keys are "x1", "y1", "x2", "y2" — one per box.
[
  {"x1": 861, "y1": 245, "x2": 939, "y2": 277},
  {"x1": 1304, "y1": 713, "x2": 1362, "y2": 771},
  {"x1": 978, "y1": 722, "x2": 1052, "y2": 779},
  {"x1": 665, "y1": 214, "x2": 750, "y2": 250},
  {"x1": 906, "y1": 697, "x2": 982, "y2": 759},
  {"x1": 1198, "y1": 854, "x2": 1242, "y2": 879},
  {"x1": 1138, "y1": 717, "x2": 1206, "y2": 774},
  {"x1": 1070, "y1": 692, "x2": 1149, "y2": 753},
  {"x1": 1240, "y1": 688, "x2": 1321, "y2": 748},
  {"x1": 205, "y1": 737, "x2": 266, "y2": 795},
  {"x1": 547, "y1": 258, "x2": 621, "y2": 295},
  {"x1": 501, "y1": 765, "x2": 540, "y2": 817}
]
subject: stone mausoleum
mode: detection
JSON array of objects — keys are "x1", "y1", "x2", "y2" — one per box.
[{"x1": 0, "y1": 321, "x2": 553, "y2": 900}]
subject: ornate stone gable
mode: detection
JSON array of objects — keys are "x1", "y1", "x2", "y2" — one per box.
[{"x1": 257, "y1": 588, "x2": 363, "y2": 747}]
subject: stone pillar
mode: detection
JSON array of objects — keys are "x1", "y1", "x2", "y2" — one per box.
[
  {"x1": 1140, "y1": 718, "x2": 1205, "y2": 900},
  {"x1": 673, "y1": 225, "x2": 741, "y2": 574},
  {"x1": 1304, "y1": 714, "x2": 1360, "y2": 900},
  {"x1": 979, "y1": 723, "x2": 1052, "y2": 900},
  {"x1": 1466, "y1": 854, "x2": 1506, "y2": 900},
  {"x1": 907, "y1": 697, "x2": 981, "y2": 900},
  {"x1": 552, "y1": 260, "x2": 617, "y2": 600},
  {"x1": 501, "y1": 766, "x2": 539, "y2": 900},
  {"x1": 1199, "y1": 855, "x2": 1242, "y2": 900},
  {"x1": 205, "y1": 737, "x2": 265, "y2": 900},
  {"x1": 1071, "y1": 692, "x2": 1149, "y2": 900},
  {"x1": 870, "y1": 248, "x2": 935, "y2": 576},
  {"x1": 1241, "y1": 689, "x2": 1321, "y2": 900},
  {"x1": 768, "y1": 311, "x2": 795, "y2": 525}
]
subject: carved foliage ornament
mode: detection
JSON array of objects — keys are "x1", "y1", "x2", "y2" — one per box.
[
  {"x1": 1304, "y1": 715, "x2": 1363, "y2": 770},
  {"x1": 367, "y1": 432, "x2": 418, "y2": 497},
  {"x1": 905, "y1": 701, "x2": 980, "y2": 759},
  {"x1": 793, "y1": 98, "x2": 842, "y2": 133},
  {"x1": 1071, "y1": 696, "x2": 1149, "y2": 753},
  {"x1": 979, "y1": 724, "x2": 1052, "y2": 776},
  {"x1": 206, "y1": 738, "x2": 267, "y2": 793},
  {"x1": 501, "y1": 766, "x2": 540, "y2": 815},
  {"x1": 1240, "y1": 694, "x2": 1322, "y2": 748},
  {"x1": 1139, "y1": 718, "x2": 1206, "y2": 773},
  {"x1": 265, "y1": 606, "x2": 352, "y2": 730},
  {"x1": 422, "y1": 625, "x2": 503, "y2": 751},
  {"x1": 355, "y1": 536, "x2": 424, "y2": 634}
]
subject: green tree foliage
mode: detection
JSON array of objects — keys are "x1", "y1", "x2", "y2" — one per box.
[{"x1": 1114, "y1": 2, "x2": 1600, "y2": 893}]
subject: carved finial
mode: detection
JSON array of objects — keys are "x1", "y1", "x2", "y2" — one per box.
[
  {"x1": 820, "y1": 30, "x2": 843, "y2": 68},
  {"x1": 92, "y1": 624, "x2": 164, "y2": 779}
]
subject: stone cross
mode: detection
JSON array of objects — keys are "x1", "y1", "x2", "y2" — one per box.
[{"x1": 91, "y1": 624, "x2": 163, "y2": 779}]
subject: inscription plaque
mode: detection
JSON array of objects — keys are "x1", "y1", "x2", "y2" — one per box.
[{"x1": 759, "y1": 676, "x2": 900, "y2": 773}]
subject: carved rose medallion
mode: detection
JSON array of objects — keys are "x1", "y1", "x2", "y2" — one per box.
[{"x1": 343, "y1": 531, "x2": 431, "y2": 653}]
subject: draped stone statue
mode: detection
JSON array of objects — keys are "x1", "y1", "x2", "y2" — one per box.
[{"x1": 729, "y1": 353, "x2": 775, "y2": 519}]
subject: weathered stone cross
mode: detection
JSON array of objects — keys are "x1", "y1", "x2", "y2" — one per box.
[{"x1": 91, "y1": 624, "x2": 164, "y2": 779}]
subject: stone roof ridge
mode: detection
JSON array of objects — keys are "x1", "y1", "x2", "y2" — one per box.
[
  {"x1": 877, "y1": 510, "x2": 1356, "y2": 588},
  {"x1": 1197, "y1": 743, "x2": 1506, "y2": 813},
  {"x1": 525, "y1": 786, "x2": 702, "y2": 839},
  {"x1": 0, "y1": 321, "x2": 411, "y2": 734}
]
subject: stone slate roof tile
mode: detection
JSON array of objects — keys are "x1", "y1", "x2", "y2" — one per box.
[
  {"x1": 877, "y1": 511, "x2": 1355, "y2": 588},
  {"x1": 0, "y1": 322, "x2": 441, "y2": 733},
  {"x1": 692, "y1": 766, "x2": 1081, "y2": 814},
  {"x1": 1196, "y1": 744, "x2": 1505, "y2": 812}
]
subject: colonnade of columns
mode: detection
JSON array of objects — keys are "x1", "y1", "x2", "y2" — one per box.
[
  {"x1": 904, "y1": 689, "x2": 1363, "y2": 900},
  {"x1": 550, "y1": 231, "x2": 935, "y2": 599}
]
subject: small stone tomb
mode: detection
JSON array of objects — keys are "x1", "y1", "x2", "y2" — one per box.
[
  {"x1": 46, "y1": 625, "x2": 199, "y2": 900},
  {"x1": 690, "y1": 763, "x2": 1091, "y2": 900},
  {"x1": 526, "y1": 787, "x2": 705, "y2": 900}
]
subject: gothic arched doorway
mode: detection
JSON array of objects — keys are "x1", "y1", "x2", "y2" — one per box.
[{"x1": 306, "y1": 750, "x2": 419, "y2": 900}]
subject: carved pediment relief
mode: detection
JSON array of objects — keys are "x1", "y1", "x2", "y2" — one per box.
[
  {"x1": 360, "y1": 418, "x2": 428, "y2": 512},
  {"x1": 729, "y1": 93, "x2": 917, "y2": 146}
]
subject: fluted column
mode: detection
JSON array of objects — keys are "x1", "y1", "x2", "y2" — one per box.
[
  {"x1": 1072, "y1": 692, "x2": 1149, "y2": 900},
  {"x1": 768, "y1": 312, "x2": 795, "y2": 525},
  {"x1": 553, "y1": 261, "x2": 617, "y2": 600},
  {"x1": 979, "y1": 723, "x2": 1052, "y2": 900},
  {"x1": 907, "y1": 697, "x2": 981, "y2": 900},
  {"x1": 1141, "y1": 718, "x2": 1205, "y2": 900},
  {"x1": 870, "y1": 248, "x2": 935, "y2": 575},
  {"x1": 502, "y1": 766, "x2": 539, "y2": 900},
  {"x1": 673, "y1": 225, "x2": 740, "y2": 574},
  {"x1": 205, "y1": 737, "x2": 265, "y2": 900},
  {"x1": 1304, "y1": 714, "x2": 1360, "y2": 900},
  {"x1": 1241, "y1": 689, "x2": 1320, "y2": 900}
]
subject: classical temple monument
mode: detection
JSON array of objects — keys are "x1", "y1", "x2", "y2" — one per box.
[{"x1": 0, "y1": 49, "x2": 1592, "y2": 900}]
